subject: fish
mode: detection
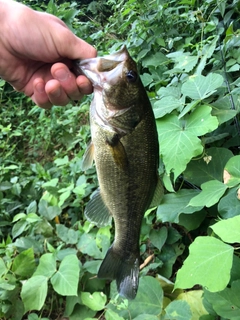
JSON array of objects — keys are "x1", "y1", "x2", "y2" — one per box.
[{"x1": 73, "y1": 46, "x2": 163, "y2": 299}]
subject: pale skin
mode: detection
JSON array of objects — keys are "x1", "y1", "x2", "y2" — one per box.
[{"x1": 0, "y1": 0, "x2": 97, "y2": 108}]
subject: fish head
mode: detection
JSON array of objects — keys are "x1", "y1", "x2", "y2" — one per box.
[{"x1": 74, "y1": 46, "x2": 143, "y2": 111}]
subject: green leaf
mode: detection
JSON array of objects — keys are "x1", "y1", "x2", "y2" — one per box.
[
  {"x1": 12, "y1": 248, "x2": 35, "y2": 278},
  {"x1": 149, "y1": 226, "x2": 168, "y2": 251},
  {"x1": 203, "y1": 280, "x2": 240, "y2": 319},
  {"x1": 173, "y1": 54, "x2": 199, "y2": 72},
  {"x1": 212, "y1": 96, "x2": 238, "y2": 124},
  {"x1": 12, "y1": 220, "x2": 28, "y2": 239},
  {"x1": 188, "y1": 180, "x2": 228, "y2": 207},
  {"x1": 211, "y1": 216, "x2": 240, "y2": 243},
  {"x1": 157, "y1": 106, "x2": 218, "y2": 180},
  {"x1": 56, "y1": 224, "x2": 79, "y2": 244},
  {"x1": 153, "y1": 97, "x2": 183, "y2": 118},
  {"x1": 157, "y1": 189, "x2": 203, "y2": 223},
  {"x1": 50, "y1": 254, "x2": 80, "y2": 296},
  {"x1": 105, "y1": 309, "x2": 125, "y2": 320},
  {"x1": 77, "y1": 232, "x2": 103, "y2": 259},
  {"x1": 38, "y1": 199, "x2": 61, "y2": 220},
  {"x1": 175, "y1": 236, "x2": 233, "y2": 292},
  {"x1": 184, "y1": 147, "x2": 233, "y2": 186},
  {"x1": 33, "y1": 253, "x2": 56, "y2": 278},
  {"x1": 176, "y1": 290, "x2": 208, "y2": 319},
  {"x1": 21, "y1": 275, "x2": 48, "y2": 312},
  {"x1": 0, "y1": 258, "x2": 7, "y2": 277},
  {"x1": 181, "y1": 73, "x2": 223, "y2": 100},
  {"x1": 164, "y1": 300, "x2": 192, "y2": 320},
  {"x1": 218, "y1": 187, "x2": 240, "y2": 219},
  {"x1": 81, "y1": 291, "x2": 107, "y2": 311},
  {"x1": 224, "y1": 155, "x2": 240, "y2": 187}
]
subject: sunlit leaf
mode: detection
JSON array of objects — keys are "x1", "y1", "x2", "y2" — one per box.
[
  {"x1": 33, "y1": 253, "x2": 56, "y2": 278},
  {"x1": 164, "y1": 300, "x2": 192, "y2": 320},
  {"x1": 224, "y1": 155, "x2": 240, "y2": 187},
  {"x1": 181, "y1": 73, "x2": 223, "y2": 100},
  {"x1": 211, "y1": 216, "x2": 240, "y2": 243},
  {"x1": 12, "y1": 248, "x2": 35, "y2": 278},
  {"x1": 188, "y1": 180, "x2": 228, "y2": 207},
  {"x1": 50, "y1": 254, "x2": 80, "y2": 296},
  {"x1": 21, "y1": 275, "x2": 48, "y2": 312},
  {"x1": 175, "y1": 237, "x2": 233, "y2": 292},
  {"x1": 81, "y1": 291, "x2": 107, "y2": 311}
]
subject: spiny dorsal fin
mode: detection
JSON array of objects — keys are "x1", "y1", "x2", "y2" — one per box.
[{"x1": 85, "y1": 188, "x2": 112, "y2": 227}]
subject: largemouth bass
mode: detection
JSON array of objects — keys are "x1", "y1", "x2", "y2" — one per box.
[{"x1": 74, "y1": 46, "x2": 163, "y2": 299}]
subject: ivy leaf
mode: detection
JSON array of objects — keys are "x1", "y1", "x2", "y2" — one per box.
[
  {"x1": 181, "y1": 73, "x2": 223, "y2": 100},
  {"x1": 157, "y1": 106, "x2": 218, "y2": 180},
  {"x1": 50, "y1": 254, "x2": 80, "y2": 296},
  {"x1": 175, "y1": 237, "x2": 233, "y2": 292},
  {"x1": 188, "y1": 180, "x2": 228, "y2": 207},
  {"x1": 211, "y1": 216, "x2": 240, "y2": 243},
  {"x1": 21, "y1": 275, "x2": 48, "y2": 312}
]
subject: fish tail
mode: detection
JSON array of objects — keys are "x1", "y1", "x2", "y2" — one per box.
[{"x1": 98, "y1": 245, "x2": 139, "y2": 300}]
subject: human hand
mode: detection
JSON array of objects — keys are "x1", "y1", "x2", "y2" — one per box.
[{"x1": 0, "y1": 0, "x2": 97, "y2": 108}]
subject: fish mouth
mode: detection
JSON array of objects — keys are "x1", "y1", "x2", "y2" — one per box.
[{"x1": 73, "y1": 45, "x2": 129, "y2": 88}]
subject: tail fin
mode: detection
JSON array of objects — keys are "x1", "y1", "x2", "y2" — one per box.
[{"x1": 98, "y1": 245, "x2": 139, "y2": 300}]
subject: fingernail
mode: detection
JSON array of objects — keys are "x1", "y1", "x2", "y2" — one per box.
[
  {"x1": 54, "y1": 69, "x2": 69, "y2": 81},
  {"x1": 51, "y1": 87, "x2": 61, "y2": 98},
  {"x1": 36, "y1": 82, "x2": 45, "y2": 93}
]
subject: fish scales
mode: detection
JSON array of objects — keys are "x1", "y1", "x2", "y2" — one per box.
[{"x1": 73, "y1": 46, "x2": 162, "y2": 299}]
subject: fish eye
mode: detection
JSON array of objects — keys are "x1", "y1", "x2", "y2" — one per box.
[{"x1": 126, "y1": 70, "x2": 138, "y2": 83}]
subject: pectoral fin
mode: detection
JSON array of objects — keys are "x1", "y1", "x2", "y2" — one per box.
[
  {"x1": 85, "y1": 188, "x2": 112, "y2": 227},
  {"x1": 82, "y1": 141, "x2": 94, "y2": 171},
  {"x1": 106, "y1": 134, "x2": 128, "y2": 171}
]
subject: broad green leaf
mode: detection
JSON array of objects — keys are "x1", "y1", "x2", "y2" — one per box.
[
  {"x1": 173, "y1": 54, "x2": 199, "y2": 72},
  {"x1": 105, "y1": 310, "x2": 125, "y2": 320},
  {"x1": 212, "y1": 96, "x2": 238, "y2": 124},
  {"x1": 81, "y1": 291, "x2": 107, "y2": 311},
  {"x1": 12, "y1": 220, "x2": 28, "y2": 239},
  {"x1": 178, "y1": 209, "x2": 207, "y2": 231},
  {"x1": 153, "y1": 97, "x2": 183, "y2": 118},
  {"x1": 176, "y1": 290, "x2": 208, "y2": 320},
  {"x1": 184, "y1": 147, "x2": 233, "y2": 186},
  {"x1": 211, "y1": 216, "x2": 240, "y2": 243},
  {"x1": 164, "y1": 300, "x2": 192, "y2": 320},
  {"x1": 12, "y1": 248, "x2": 35, "y2": 278},
  {"x1": 224, "y1": 155, "x2": 240, "y2": 187},
  {"x1": 218, "y1": 187, "x2": 240, "y2": 218},
  {"x1": 0, "y1": 278, "x2": 15, "y2": 290},
  {"x1": 77, "y1": 232, "x2": 103, "y2": 259},
  {"x1": 128, "y1": 276, "x2": 163, "y2": 317},
  {"x1": 175, "y1": 236, "x2": 233, "y2": 292},
  {"x1": 157, "y1": 189, "x2": 203, "y2": 223},
  {"x1": 67, "y1": 304, "x2": 95, "y2": 320},
  {"x1": 38, "y1": 199, "x2": 61, "y2": 220},
  {"x1": 54, "y1": 155, "x2": 69, "y2": 166},
  {"x1": 196, "y1": 36, "x2": 218, "y2": 75},
  {"x1": 188, "y1": 180, "x2": 228, "y2": 207},
  {"x1": 33, "y1": 253, "x2": 56, "y2": 278},
  {"x1": 203, "y1": 280, "x2": 240, "y2": 319},
  {"x1": 21, "y1": 275, "x2": 48, "y2": 312},
  {"x1": 157, "y1": 106, "x2": 218, "y2": 180},
  {"x1": 181, "y1": 73, "x2": 223, "y2": 100},
  {"x1": 133, "y1": 315, "x2": 159, "y2": 320},
  {"x1": 150, "y1": 226, "x2": 168, "y2": 251},
  {"x1": 56, "y1": 224, "x2": 79, "y2": 244},
  {"x1": 50, "y1": 254, "x2": 79, "y2": 296}
]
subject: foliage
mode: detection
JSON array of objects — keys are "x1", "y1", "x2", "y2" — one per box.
[{"x1": 1, "y1": 0, "x2": 240, "y2": 319}]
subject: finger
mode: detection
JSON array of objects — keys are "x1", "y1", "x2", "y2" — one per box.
[
  {"x1": 32, "y1": 78, "x2": 52, "y2": 109},
  {"x1": 76, "y1": 75, "x2": 93, "y2": 95},
  {"x1": 51, "y1": 63, "x2": 83, "y2": 101},
  {"x1": 45, "y1": 79, "x2": 70, "y2": 106}
]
